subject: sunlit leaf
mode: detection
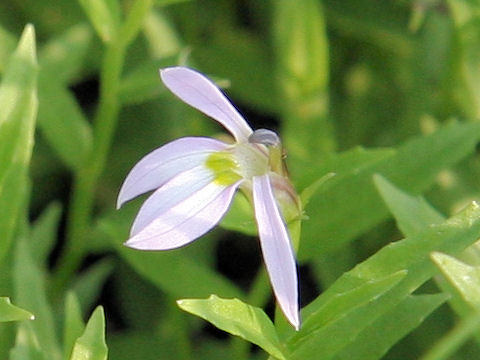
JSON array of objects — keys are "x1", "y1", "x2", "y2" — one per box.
[
  {"x1": 63, "y1": 292, "x2": 85, "y2": 360},
  {"x1": 0, "y1": 298, "x2": 34, "y2": 322},
  {"x1": 178, "y1": 295, "x2": 286, "y2": 360},
  {"x1": 0, "y1": 25, "x2": 38, "y2": 262},
  {"x1": 69, "y1": 307, "x2": 108, "y2": 360}
]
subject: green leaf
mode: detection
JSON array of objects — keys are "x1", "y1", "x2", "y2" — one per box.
[
  {"x1": 37, "y1": 73, "x2": 92, "y2": 170},
  {"x1": 290, "y1": 202, "x2": 480, "y2": 358},
  {"x1": 0, "y1": 297, "x2": 34, "y2": 322},
  {"x1": 13, "y1": 239, "x2": 61, "y2": 360},
  {"x1": 431, "y1": 252, "x2": 480, "y2": 311},
  {"x1": 0, "y1": 24, "x2": 38, "y2": 262},
  {"x1": 288, "y1": 271, "x2": 407, "y2": 359},
  {"x1": 38, "y1": 24, "x2": 93, "y2": 84},
  {"x1": 298, "y1": 271, "x2": 407, "y2": 335},
  {"x1": 10, "y1": 323, "x2": 45, "y2": 360},
  {"x1": 69, "y1": 306, "x2": 108, "y2": 360},
  {"x1": 63, "y1": 292, "x2": 85, "y2": 360},
  {"x1": 29, "y1": 202, "x2": 62, "y2": 267},
  {"x1": 332, "y1": 294, "x2": 448, "y2": 360},
  {"x1": 373, "y1": 174, "x2": 445, "y2": 237},
  {"x1": 78, "y1": 0, "x2": 120, "y2": 43},
  {"x1": 299, "y1": 121, "x2": 480, "y2": 261},
  {"x1": 177, "y1": 295, "x2": 287, "y2": 360}
]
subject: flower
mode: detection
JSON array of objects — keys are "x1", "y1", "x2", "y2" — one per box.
[{"x1": 117, "y1": 66, "x2": 301, "y2": 329}]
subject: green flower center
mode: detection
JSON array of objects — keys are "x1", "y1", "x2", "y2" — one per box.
[
  {"x1": 205, "y1": 143, "x2": 269, "y2": 186},
  {"x1": 205, "y1": 152, "x2": 242, "y2": 186}
]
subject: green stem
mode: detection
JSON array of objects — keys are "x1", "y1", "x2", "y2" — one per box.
[{"x1": 52, "y1": 41, "x2": 126, "y2": 295}]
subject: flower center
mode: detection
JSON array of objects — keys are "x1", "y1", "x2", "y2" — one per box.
[
  {"x1": 205, "y1": 143, "x2": 269, "y2": 186},
  {"x1": 205, "y1": 152, "x2": 243, "y2": 186}
]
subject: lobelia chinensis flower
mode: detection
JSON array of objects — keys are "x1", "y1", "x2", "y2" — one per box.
[{"x1": 117, "y1": 66, "x2": 302, "y2": 329}]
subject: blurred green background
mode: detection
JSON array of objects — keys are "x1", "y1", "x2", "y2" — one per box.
[{"x1": 3, "y1": 0, "x2": 480, "y2": 359}]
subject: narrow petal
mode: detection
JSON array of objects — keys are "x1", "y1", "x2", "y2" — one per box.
[
  {"x1": 130, "y1": 165, "x2": 214, "y2": 236},
  {"x1": 160, "y1": 67, "x2": 253, "y2": 142},
  {"x1": 126, "y1": 179, "x2": 241, "y2": 250},
  {"x1": 117, "y1": 137, "x2": 228, "y2": 209},
  {"x1": 253, "y1": 175, "x2": 300, "y2": 330}
]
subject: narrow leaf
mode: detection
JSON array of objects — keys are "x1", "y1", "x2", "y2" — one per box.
[
  {"x1": 63, "y1": 292, "x2": 85, "y2": 360},
  {"x1": 0, "y1": 297, "x2": 34, "y2": 322},
  {"x1": 69, "y1": 307, "x2": 108, "y2": 360},
  {"x1": 14, "y1": 239, "x2": 61, "y2": 360},
  {"x1": 29, "y1": 202, "x2": 62, "y2": 267},
  {"x1": 300, "y1": 121, "x2": 480, "y2": 260},
  {"x1": 332, "y1": 294, "x2": 447, "y2": 360},
  {"x1": 177, "y1": 295, "x2": 287, "y2": 360},
  {"x1": 290, "y1": 202, "x2": 480, "y2": 357},
  {"x1": 37, "y1": 73, "x2": 92, "y2": 170},
  {"x1": 374, "y1": 174, "x2": 445, "y2": 237},
  {"x1": 0, "y1": 24, "x2": 38, "y2": 262},
  {"x1": 431, "y1": 252, "x2": 480, "y2": 310}
]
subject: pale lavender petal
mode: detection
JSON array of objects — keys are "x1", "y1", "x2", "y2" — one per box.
[
  {"x1": 125, "y1": 180, "x2": 241, "y2": 250},
  {"x1": 117, "y1": 137, "x2": 228, "y2": 209},
  {"x1": 130, "y1": 165, "x2": 214, "y2": 236},
  {"x1": 160, "y1": 67, "x2": 253, "y2": 142},
  {"x1": 253, "y1": 175, "x2": 300, "y2": 330}
]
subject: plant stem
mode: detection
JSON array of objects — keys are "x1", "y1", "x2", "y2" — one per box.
[{"x1": 52, "y1": 40, "x2": 126, "y2": 295}]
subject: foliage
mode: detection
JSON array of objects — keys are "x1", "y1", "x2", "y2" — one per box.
[{"x1": 2, "y1": 0, "x2": 480, "y2": 359}]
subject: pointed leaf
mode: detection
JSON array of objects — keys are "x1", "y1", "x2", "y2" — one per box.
[
  {"x1": 37, "y1": 73, "x2": 92, "y2": 170},
  {"x1": 300, "y1": 121, "x2": 480, "y2": 260},
  {"x1": 29, "y1": 202, "x2": 62, "y2": 267},
  {"x1": 9, "y1": 323, "x2": 45, "y2": 360},
  {"x1": 431, "y1": 252, "x2": 480, "y2": 311},
  {"x1": 0, "y1": 25, "x2": 38, "y2": 262},
  {"x1": 374, "y1": 174, "x2": 445, "y2": 237},
  {"x1": 0, "y1": 297, "x2": 34, "y2": 322},
  {"x1": 177, "y1": 295, "x2": 287, "y2": 360},
  {"x1": 69, "y1": 307, "x2": 108, "y2": 360},
  {"x1": 63, "y1": 292, "x2": 85, "y2": 360},
  {"x1": 14, "y1": 239, "x2": 61, "y2": 360},
  {"x1": 290, "y1": 202, "x2": 480, "y2": 357},
  {"x1": 332, "y1": 294, "x2": 447, "y2": 360}
]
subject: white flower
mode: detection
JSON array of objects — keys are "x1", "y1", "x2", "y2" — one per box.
[{"x1": 117, "y1": 67, "x2": 301, "y2": 329}]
